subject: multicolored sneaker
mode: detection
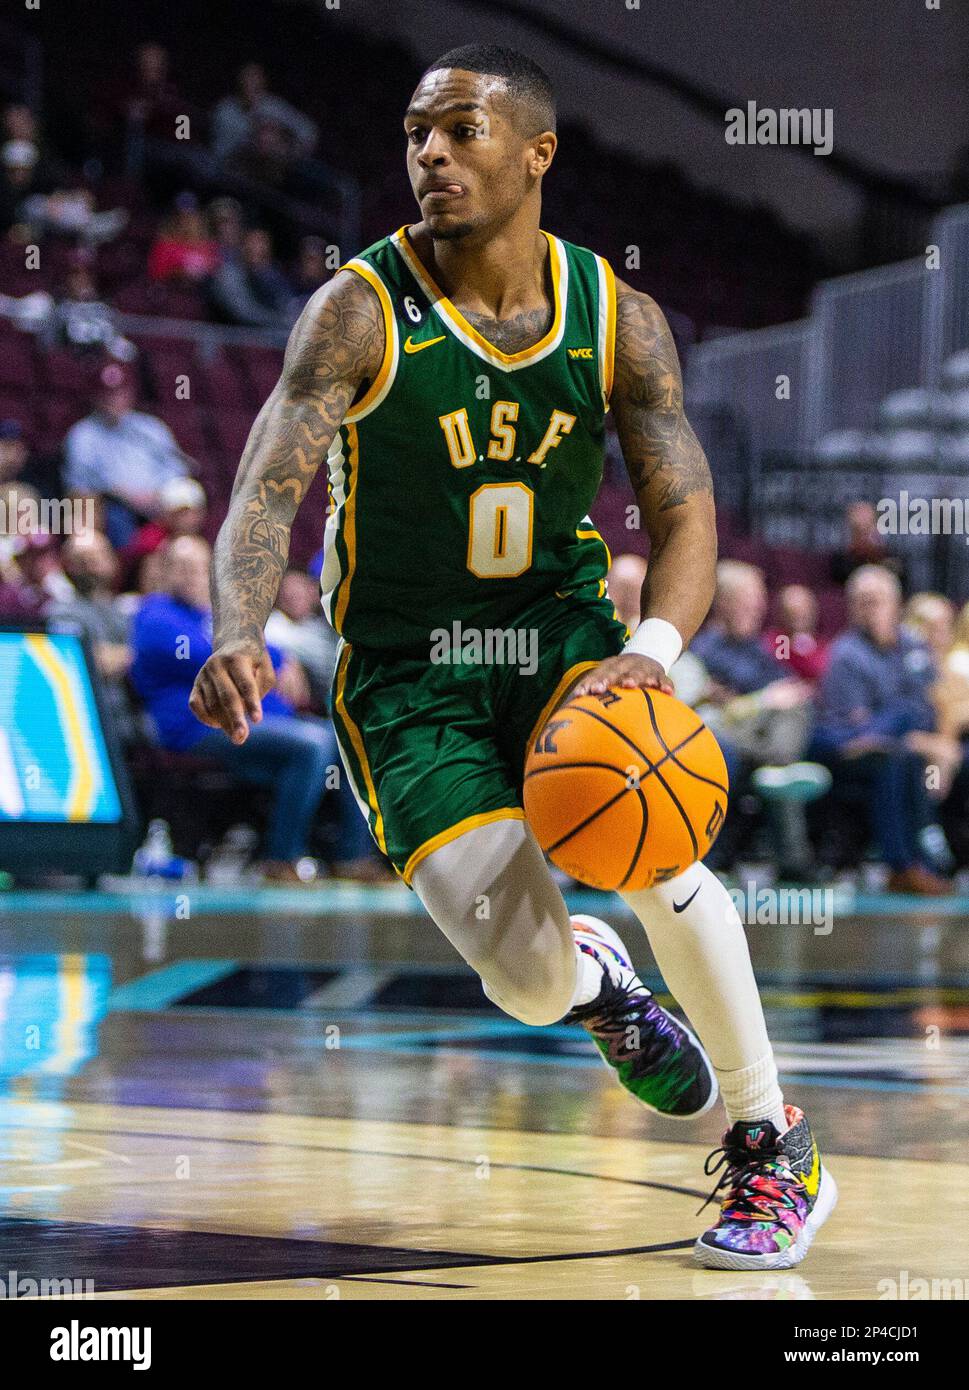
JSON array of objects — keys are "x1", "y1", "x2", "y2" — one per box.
[
  {"x1": 563, "y1": 915, "x2": 718, "y2": 1120},
  {"x1": 694, "y1": 1104, "x2": 838, "y2": 1269}
]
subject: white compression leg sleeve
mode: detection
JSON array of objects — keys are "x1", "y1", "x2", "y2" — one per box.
[
  {"x1": 621, "y1": 861, "x2": 786, "y2": 1130},
  {"x1": 410, "y1": 817, "x2": 602, "y2": 1026}
]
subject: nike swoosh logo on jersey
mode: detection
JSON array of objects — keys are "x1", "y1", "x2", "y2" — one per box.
[
  {"x1": 404, "y1": 334, "x2": 446, "y2": 354},
  {"x1": 672, "y1": 884, "x2": 700, "y2": 913}
]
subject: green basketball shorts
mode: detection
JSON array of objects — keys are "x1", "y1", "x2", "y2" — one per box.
[{"x1": 331, "y1": 585, "x2": 628, "y2": 884}]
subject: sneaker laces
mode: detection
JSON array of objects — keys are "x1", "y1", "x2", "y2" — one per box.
[
  {"x1": 698, "y1": 1141, "x2": 802, "y2": 1228},
  {"x1": 567, "y1": 975, "x2": 684, "y2": 1062}
]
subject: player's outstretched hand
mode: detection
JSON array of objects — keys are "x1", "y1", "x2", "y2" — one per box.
[
  {"x1": 189, "y1": 641, "x2": 277, "y2": 745},
  {"x1": 571, "y1": 654, "x2": 673, "y2": 699}
]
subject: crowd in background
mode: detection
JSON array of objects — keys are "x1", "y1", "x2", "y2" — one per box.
[
  {"x1": 5, "y1": 373, "x2": 969, "y2": 896},
  {"x1": 2, "y1": 80, "x2": 331, "y2": 332},
  {"x1": 2, "y1": 25, "x2": 968, "y2": 892},
  {"x1": 609, "y1": 546, "x2": 969, "y2": 896}
]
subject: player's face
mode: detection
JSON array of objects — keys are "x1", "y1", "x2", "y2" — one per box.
[{"x1": 404, "y1": 69, "x2": 543, "y2": 239}]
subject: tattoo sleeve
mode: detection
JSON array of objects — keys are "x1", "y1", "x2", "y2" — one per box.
[
  {"x1": 611, "y1": 280, "x2": 717, "y2": 641},
  {"x1": 210, "y1": 270, "x2": 384, "y2": 649}
]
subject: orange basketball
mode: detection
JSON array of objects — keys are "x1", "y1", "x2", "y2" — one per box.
[{"x1": 523, "y1": 686, "x2": 729, "y2": 891}]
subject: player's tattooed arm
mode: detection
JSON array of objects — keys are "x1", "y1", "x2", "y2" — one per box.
[
  {"x1": 613, "y1": 281, "x2": 716, "y2": 633},
  {"x1": 572, "y1": 283, "x2": 716, "y2": 699},
  {"x1": 190, "y1": 271, "x2": 384, "y2": 743}
]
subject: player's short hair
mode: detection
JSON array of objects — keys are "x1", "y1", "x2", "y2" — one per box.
[{"x1": 422, "y1": 44, "x2": 556, "y2": 135}]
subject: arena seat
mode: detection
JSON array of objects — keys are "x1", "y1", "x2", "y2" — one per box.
[
  {"x1": 152, "y1": 403, "x2": 211, "y2": 463},
  {"x1": 874, "y1": 428, "x2": 940, "y2": 469},
  {"x1": 211, "y1": 406, "x2": 257, "y2": 460},
  {"x1": 938, "y1": 434, "x2": 969, "y2": 471},
  {"x1": 879, "y1": 388, "x2": 949, "y2": 430},
  {"x1": 0, "y1": 331, "x2": 38, "y2": 390},
  {"x1": 39, "y1": 350, "x2": 97, "y2": 395},
  {"x1": 814, "y1": 428, "x2": 878, "y2": 467},
  {"x1": 814, "y1": 586, "x2": 847, "y2": 638},
  {"x1": 941, "y1": 350, "x2": 969, "y2": 392},
  {"x1": 230, "y1": 343, "x2": 285, "y2": 402},
  {"x1": 194, "y1": 351, "x2": 251, "y2": 410},
  {"x1": 943, "y1": 390, "x2": 969, "y2": 431}
]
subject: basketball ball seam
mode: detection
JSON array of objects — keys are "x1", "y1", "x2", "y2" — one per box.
[
  {"x1": 545, "y1": 779, "x2": 633, "y2": 854},
  {"x1": 563, "y1": 699, "x2": 700, "y2": 862},
  {"x1": 640, "y1": 689, "x2": 729, "y2": 797},
  {"x1": 523, "y1": 759, "x2": 640, "y2": 781},
  {"x1": 618, "y1": 784, "x2": 651, "y2": 889},
  {"x1": 563, "y1": 699, "x2": 713, "y2": 788}
]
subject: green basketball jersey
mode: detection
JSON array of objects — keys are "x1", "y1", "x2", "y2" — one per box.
[{"x1": 320, "y1": 225, "x2": 618, "y2": 651}]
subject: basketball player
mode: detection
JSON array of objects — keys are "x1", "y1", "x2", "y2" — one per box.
[{"x1": 189, "y1": 45, "x2": 836, "y2": 1269}]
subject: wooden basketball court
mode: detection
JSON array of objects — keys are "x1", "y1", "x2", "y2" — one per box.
[{"x1": 2, "y1": 883, "x2": 968, "y2": 1300}]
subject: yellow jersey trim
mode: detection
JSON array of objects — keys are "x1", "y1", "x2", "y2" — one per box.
[
  {"x1": 576, "y1": 523, "x2": 613, "y2": 573},
  {"x1": 332, "y1": 424, "x2": 360, "y2": 634},
  {"x1": 524, "y1": 658, "x2": 601, "y2": 766},
  {"x1": 332, "y1": 642, "x2": 387, "y2": 855},
  {"x1": 340, "y1": 259, "x2": 399, "y2": 422},
  {"x1": 403, "y1": 807, "x2": 526, "y2": 886},
  {"x1": 391, "y1": 225, "x2": 568, "y2": 371},
  {"x1": 596, "y1": 255, "x2": 618, "y2": 407}
]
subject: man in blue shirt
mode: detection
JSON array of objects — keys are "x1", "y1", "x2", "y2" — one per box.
[
  {"x1": 814, "y1": 564, "x2": 956, "y2": 894},
  {"x1": 130, "y1": 535, "x2": 377, "y2": 881}
]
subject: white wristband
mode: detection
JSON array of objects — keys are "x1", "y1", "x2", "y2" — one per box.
[{"x1": 623, "y1": 618, "x2": 683, "y2": 674}]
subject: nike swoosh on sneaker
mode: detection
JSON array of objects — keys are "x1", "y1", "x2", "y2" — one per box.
[{"x1": 672, "y1": 884, "x2": 700, "y2": 913}]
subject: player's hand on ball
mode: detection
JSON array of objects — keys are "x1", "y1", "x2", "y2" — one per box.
[
  {"x1": 571, "y1": 653, "x2": 673, "y2": 698},
  {"x1": 189, "y1": 640, "x2": 276, "y2": 745}
]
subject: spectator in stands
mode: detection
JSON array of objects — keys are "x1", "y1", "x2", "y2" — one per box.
[
  {"x1": 119, "y1": 43, "x2": 186, "y2": 141},
  {"x1": 946, "y1": 603, "x2": 969, "y2": 680},
  {"x1": 0, "y1": 573, "x2": 43, "y2": 619},
  {"x1": 288, "y1": 235, "x2": 329, "y2": 316},
  {"x1": 936, "y1": 602, "x2": 969, "y2": 866},
  {"x1": 265, "y1": 569, "x2": 338, "y2": 711},
  {"x1": 0, "y1": 480, "x2": 40, "y2": 575},
  {"x1": 607, "y1": 552, "x2": 708, "y2": 706},
  {"x1": 33, "y1": 250, "x2": 136, "y2": 361},
  {"x1": 63, "y1": 362, "x2": 190, "y2": 548},
  {"x1": 764, "y1": 584, "x2": 830, "y2": 682},
  {"x1": 211, "y1": 63, "x2": 317, "y2": 169},
  {"x1": 120, "y1": 476, "x2": 207, "y2": 586},
  {"x1": 148, "y1": 192, "x2": 221, "y2": 284},
  {"x1": 130, "y1": 536, "x2": 381, "y2": 882},
  {"x1": 207, "y1": 196, "x2": 245, "y2": 255},
  {"x1": 8, "y1": 531, "x2": 74, "y2": 611},
  {"x1": 3, "y1": 104, "x2": 37, "y2": 144},
  {"x1": 692, "y1": 560, "x2": 828, "y2": 877},
  {"x1": 813, "y1": 565, "x2": 957, "y2": 894},
  {"x1": 0, "y1": 139, "x2": 127, "y2": 246},
  {"x1": 243, "y1": 228, "x2": 291, "y2": 318},
  {"x1": 2, "y1": 104, "x2": 68, "y2": 184},
  {"x1": 829, "y1": 500, "x2": 908, "y2": 592},
  {"x1": 207, "y1": 226, "x2": 291, "y2": 328},
  {"x1": 0, "y1": 418, "x2": 51, "y2": 494},
  {"x1": 46, "y1": 530, "x2": 137, "y2": 737},
  {"x1": 0, "y1": 485, "x2": 44, "y2": 616},
  {"x1": 902, "y1": 592, "x2": 955, "y2": 671}
]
